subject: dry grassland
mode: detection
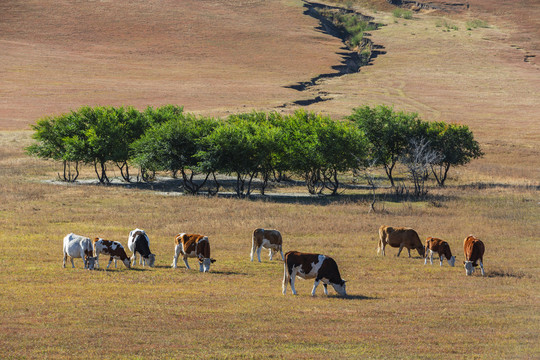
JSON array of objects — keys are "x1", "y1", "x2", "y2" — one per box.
[{"x1": 1, "y1": 0, "x2": 539, "y2": 358}]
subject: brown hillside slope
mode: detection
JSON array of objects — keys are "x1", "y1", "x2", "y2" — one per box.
[{"x1": 0, "y1": 0, "x2": 538, "y2": 184}]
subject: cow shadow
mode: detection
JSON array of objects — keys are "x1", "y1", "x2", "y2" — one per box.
[
  {"x1": 328, "y1": 294, "x2": 378, "y2": 300},
  {"x1": 210, "y1": 270, "x2": 249, "y2": 276}
]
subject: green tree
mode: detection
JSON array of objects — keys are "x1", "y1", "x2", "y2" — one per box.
[
  {"x1": 348, "y1": 105, "x2": 422, "y2": 187},
  {"x1": 131, "y1": 114, "x2": 219, "y2": 194},
  {"x1": 426, "y1": 122, "x2": 483, "y2": 186}
]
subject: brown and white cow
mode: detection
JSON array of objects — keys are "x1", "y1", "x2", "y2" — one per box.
[
  {"x1": 93, "y1": 238, "x2": 131, "y2": 269},
  {"x1": 424, "y1": 237, "x2": 456, "y2": 267},
  {"x1": 463, "y1": 235, "x2": 485, "y2": 276},
  {"x1": 282, "y1": 251, "x2": 347, "y2": 297},
  {"x1": 62, "y1": 233, "x2": 96, "y2": 270},
  {"x1": 250, "y1": 228, "x2": 284, "y2": 262},
  {"x1": 378, "y1": 225, "x2": 425, "y2": 258},
  {"x1": 171, "y1": 233, "x2": 216, "y2": 272}
]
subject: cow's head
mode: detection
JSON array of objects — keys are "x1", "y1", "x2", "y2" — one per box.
[
  {"x1": 448, "y1": 256, "x2": 456, "y2": 267},
  {"x1": 85, "y1": 256, "x2": 97, "y2": 270},
  {"x1": 464, "y1": 261, "x2": 475, "y2": 275},
  {"x1": 331, "y1": 279, "x2": 347, "y2": 297},
  {"x1": 199, "y1": 257, "x2": 216, "y2": 272},
  {"x1": 122, "y1": 258, "x2": 131, "y2": 269},
  {"x1": 417, "y1": 245, "x2": 426, "y2": 257},
  {"x1": 145, "y1": 254, "x2": 156, "y2": 267}
]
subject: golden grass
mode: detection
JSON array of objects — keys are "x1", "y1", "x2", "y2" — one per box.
[{"x1": 1, "y1": 133, "x2": 538, "y2": 359}]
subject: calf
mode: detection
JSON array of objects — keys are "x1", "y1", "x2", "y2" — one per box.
[
  {"x1": 424, "y1": 237, "x2": 455, "y2": 267},
  {"x1": 127, "y1": 229, "x2": 155, "y2": 267},
  {"x1": 62, "y1": 233, "x2": 96, "y2": 270},
  {"x1": 250, "y1": 228, "x2": 284, "y2": 262},
  {"x1": 171, "y1": 233, "x2": 216, "y2": 272},
  {"x1": 378, "y1": 225, "x2": 425, "y2": 257},
  {"x1": 282, "y1": 251, "x2": 347, "y2": 297},
  {"x1": 93, "y1": 238, "x2": 131, "y2": 269},
  {"x1": 463, "y1": 235, "x2": 485, "y2": 276}
]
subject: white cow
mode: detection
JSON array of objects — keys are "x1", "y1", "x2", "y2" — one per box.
[
  {"x1": 62, "y1": 233, "x2": 96, "y2": 270},
  {"x1": 127, "y1": 228, "x2": 155, "y2": 267}
]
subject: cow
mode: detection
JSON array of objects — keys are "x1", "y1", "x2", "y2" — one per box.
[
  {"x1": 250, "y1": 228, "x2": 284, "y2": 262},
  {"x1": 282, "y1": 251, "x2": 347, "y2": 297},
  {"x1": 378, "y1": 225, "x2": 425, "y2": 258},
  {"x1": 62, "y1": 233, "x2": 96, "y2": 270},
  {"x1": 93, "y1": 238, "x2": 131, "y2": 269},
  {"x1": 463, "y1": 235, "x2": 485, "y2": 276},
  {"x1": 127, "y1": 229, "x2": 155, "y2": 267},
  {"x1": 424, "y1": 237, "x2": 455, "y2": 267},
  {"x1": 171, "y1": 233, "x2": 216, "y2": 272}
]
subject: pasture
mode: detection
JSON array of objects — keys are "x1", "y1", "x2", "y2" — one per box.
[{"x1": 1, "y1": 0, "x2": 539, "y2": 358}]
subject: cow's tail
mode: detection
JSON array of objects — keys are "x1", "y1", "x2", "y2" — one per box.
[
  {"x1": 377, "y1": 227, "x2": 385, "y2": 255},
  {"x1": 282, "y1": 257, "x2": 290, "y2": 294}
]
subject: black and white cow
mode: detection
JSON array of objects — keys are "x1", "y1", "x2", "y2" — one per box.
[
  {"x1": 127, "y1": 229, "x2": 155, "y2": 267},
  {"x1": 282, "y1": 251, "x2": 347, "y2": 297},
  {"x1": 62, "y1": 233, "x2": 96, "y2": 270}
]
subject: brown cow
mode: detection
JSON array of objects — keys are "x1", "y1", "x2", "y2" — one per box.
[
  {"x1": 171, "y1": 233, "x2": 216, "y2": 272},
  {"x1": 378, "y1": 225, "x2": 425, "y2": 257},
  {"x1": 251, "y1": 228, "x2": 284, "y2": 262},
  {"x1": 282, "y1": 251, "x2": 346, "y2": 297},
  {"x1": 424, "y1": 237, "x2": 455, "y2": 267},
  {"x1": 93, "y1": 238, "x2": 131, "y2": 269},
  {"x1": 463, "y1": 235, "x2": 485, "y2": 276}
]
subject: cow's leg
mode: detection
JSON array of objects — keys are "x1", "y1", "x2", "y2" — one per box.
[
  {"x1": 171, "y1": 244, "x2": 182, "y2": 268},
  {"x1": 323, "y1": 283, "x2": 328, "y2": 296},
  {"x1": 130, "y1": 253, "x2": 137, "y2": 267},
  {"x1": 479, "y1": 260, "x2": 485, "y2": 276},
  {"x1": 182, "y1": 255, "x2": 190, "y2": 270},
  {"x1": 396, "y1": 244, "x2": 404, "y2": 257},
  {"x1": 439, "y1": 255, "x2": 443, "y2": 266},
  {"x1": 107, "y1": 256, "x2": 113, "y2": 269},
  {"x1": 69, "y1": 257, "x2": 75, "y2": 268},
  {"x1": 311, "y1": 279, "x2": 320, "y2": 297},
  {"x1": 63, "y1": 252, "x2": 67, "y2": 268},
  {"x1": 199, "y1": 260, "x2": 204, "y2": 272},
  {"x1": 256, "y1": 246, "x2": 262, "y2": 263},
  {"x1": 279, "y1": 246, "x2": 284, "y2": 261},
  {"x1": 269, "y1": 248, "x2": 274, "y2": 261},
  {"x1": 407, "y1": 248, "x2": 412, "y2": 258},
  {"x1": 114, "y1": 259, "x2": 117, "y2": 268},
  {"x1": 290, "y1": 269, "x2": 298, "y2": 295}
]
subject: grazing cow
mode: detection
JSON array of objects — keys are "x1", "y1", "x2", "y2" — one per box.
[
  {"x1": 378, "y1": 225, "x2": 425, "y2": 258},
  {"x1": 62, "y1": 233, "x2": 96, "y2": 270},
  {"x1": 93, "y1": 238, "x2": 131, "y2": 269},
  {"x1": 424, "y1": 237, "x2": 456, "y2": 267},
  {"x1": 171, "y1": 233, "x2": 216, "y2": 272},
  {"x1": 127, "y1": 229, "x2": 155, "y2": 267},
  {"x1": 463, "y1": 235, "x2": 485, "y2": 276},
  {"x1": 282, "y1": 251, "x2": 347, "y2": 297},
  {"x1": 250, "y1": 228, "x2": 284, "y2": 262}
]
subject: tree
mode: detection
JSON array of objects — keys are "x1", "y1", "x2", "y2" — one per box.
[
  {"x1": 26, "y1": 111, "x2": 87, "y2": 182},
  {"x1": 131, "y1": 114, "x2": 219, "y2": 194},
  {"x1": 348, "y1": 105, "x2": 422, "y2": 187},
  {"x1": 426, "y1": 122, "x2": 483, "y2": 186},
  {"x1": 400, "y1": 138, "x2": 442, "y2": 197}
]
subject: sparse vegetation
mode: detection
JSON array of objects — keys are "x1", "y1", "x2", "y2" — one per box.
[
  {"x1": 466, "y1": 19, "x2": 489, "y2": 30},
  {"x1": 393, "y1": 8, "x2": 413, "y2": 20}
]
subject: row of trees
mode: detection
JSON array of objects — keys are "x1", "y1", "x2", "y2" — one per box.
[{"x1": 27, "y1": 105, "x2": 482, "y2": 197}]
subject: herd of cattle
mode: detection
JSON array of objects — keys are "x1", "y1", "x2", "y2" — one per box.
[{"x1": 62, "y1": 225, "x2": 486, "y2": 297}]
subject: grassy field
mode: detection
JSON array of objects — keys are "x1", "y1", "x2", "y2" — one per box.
[
  {"x1": 0, "y1": 132, "x2": 538, "y2": 359},
  {"x1": 1, "y1": 0, "x2": 539, "y2": 358}
]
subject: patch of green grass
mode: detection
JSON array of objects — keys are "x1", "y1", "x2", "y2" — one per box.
[
  {"x1": 436, "y1": 19, "x2": 459, "y2": 31},
  {"x1": 393, "y1": 8, "x2": 413, "y2": 19},
  {"x1": 466, "y1": 19, "x2": 489, "y2": 30}
]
